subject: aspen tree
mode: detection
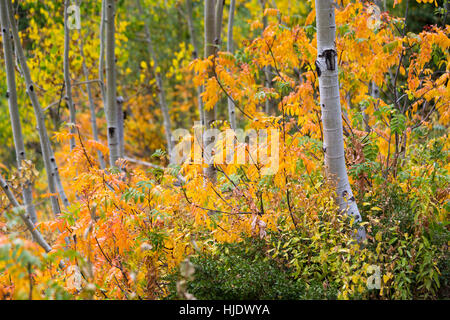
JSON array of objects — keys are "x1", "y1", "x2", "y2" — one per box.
[
  {"x1": 215, "y1": 0, "x2": 225, "y2": 45},
  {"x1": 64, "y1": 0, "x2": 76, "y2": 151},
  {"x1": 5, "y1": 0, "x2": 69, "y2": 215},
  {"x1": 76, "y1": 0, "x2": 106, "y2": 169},
  {"x1": 315, "y1": 0, "x2": 365, "y2": 240},
  {"x1": 0, "y1": 0, "x2": 37, "y2": 223}
]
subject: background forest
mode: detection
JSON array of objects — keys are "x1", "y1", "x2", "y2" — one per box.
[{"x1": 0, "y1": 0, "x2": 448, "y2": 300}]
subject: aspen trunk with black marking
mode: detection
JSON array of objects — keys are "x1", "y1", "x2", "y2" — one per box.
[
  {"x1": 64, "y1": 0, "x2": 76, "y2": 151},
  {"x1": 0, "y1": 0, "x2": 37, "y2": 224},
  {"x1": 203, "y1": 0, "x2": 217, "y2": 182},
  {"x1": 227, "y1": 0, "x2": 236, "y2": 130},
  {"x1": 6, "y1": 0, "x2": 68, "y2": 215},
  {"x1": 315, "y1": 0, "x2": 364, "y2": 240},
  {"x1": 136, "y1": 0, "x2": 173, "y2": 158},
  {"x1": 105, "y1": 0, "x2": 120, "y2": 167},
  {"x1": 215, "y1": 0, "x2": 225, "y2": 45}
]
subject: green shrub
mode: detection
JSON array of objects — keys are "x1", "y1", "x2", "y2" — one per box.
[{"x1": 164, "y1": 238, "x2": 314, "y2": 300}]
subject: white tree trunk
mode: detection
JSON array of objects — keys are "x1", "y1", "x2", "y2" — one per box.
[
  {"x1": 0, "y1": 174, "x2": 52, "y2": 252},
  {"x1": 64, "y1": 0, "x2": 76, "y2": 151},
  {"x1": 105, "y1": 0, "x2": 120, "y2": 167},
  {"x1": 0, "y1": 0, "x2": 37, "y2": 224},
  {"x1": 6, "y1": 0, "x2": 68, "y2": 215},
  {"x1": 227, "y1": 0, "x2": 236, "y2": 130},
  {"x1": 215, "y1": 0, "x2": 225, "y2": 45},
  {"x1": 315, "y1": 0, "x2": 365, "y2": 240}
]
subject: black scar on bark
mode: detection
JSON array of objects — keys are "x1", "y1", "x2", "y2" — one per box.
[
  {"x1": 319, "y1": 49, "x2": 337, "y2": 71},
  {"x1": 6, "y1": 91, "x2": 9, "y2": 98},
  {"x1": 108, "y1": 127, "x2": 116, "y2": 138},
  {"x1": 342, "y1": 190, "x2": 348, "y2": 198},
  {"x1": 29, "y1": 85, "x2": 34, "y2": 92},
  {"x1": 349, "y1": 196, "x2": 355, "y2": 202},
  {"x1": 323, "y1": 147, "x2": 326, "y2": 153}
]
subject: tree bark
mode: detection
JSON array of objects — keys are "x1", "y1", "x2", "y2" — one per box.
[
  {"x1": 6, "y1": 0, "x2": 68, "y2": 215},
  {"x1": 105, "y1": 0, "x2": 120, "y2": 167},
  {"x1": 215, "y1": 0, "x2": 225, "y2": 46},
  {"x1": 64, "y1": 0, "x2": 76, "y2": 151},
  {"x1": 260, "y1": 0, "x2": 274, "y2": 115},
  {"x1": 315, "y1": 0, "x2": 365, "y2": 240},
  {"x1": 0, "y1": 0, "x2": 37, "y2": 224},
  {"x1": 226, "y1": 0, "x2": 236, "y2": 130}
]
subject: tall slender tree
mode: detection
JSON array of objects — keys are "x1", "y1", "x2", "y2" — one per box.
[
  {"x1": 0, "y1": 0, "x2": 37, "y2": 224},
  {"x1": 104, "y1": 0, "x2": 121, "y2": 167},
  {"x1": 260, "y1": 0, "x2": 274, "y2": 115},
  {"x1": 64, "y1": 0, "x2": 76, "y2": 151},
  {"x1": 77, "y1": 0, "x2": 106, "y2": 169},
  {"x1": 5, "y1": 0, "x2": 69, "y2": 215},
  {"x1": 203, "y1": 0, "x2": 217, "y2": 182},
  {"x1": 314, "y1": 0, "x2": 365, "y2": 239}
]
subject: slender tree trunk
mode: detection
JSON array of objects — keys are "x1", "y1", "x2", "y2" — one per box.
[
  {"x1": 204, "y1": 0, "x2": 217, "y2": 182},
  {"x1": 6, "y1": 0, "x2": 68, "y2": 215},
  {"x1": 0, "y1": 0, "x2": 37, "y2": 224},
  {"x1": 64, "y1": 0, "x2": 76, "y2": 151},
  {"x1": 226, "y1": 0, "x2": 236, "y2": 129},
  {"x1": 315, "y1": 0, "x2": 365, "y2": 240},
  {"x1": 99, "y1": 0, "x2": 106, "y2": 113},
  {"x1": 136, "y1": 0, "x2": 174, "y2": 158},
  {"x1": 215, "y1": 0, "x2": 225, "y2": 46},
  {"x1": 77, "y1": 6, "x2": 106, "y2": 169},
  {"x1": 105, "y1": 0, "x2": 120, "y2": 167},
  {"x1": 186, "y1": 0, "x2": 204, "y2": 126}
]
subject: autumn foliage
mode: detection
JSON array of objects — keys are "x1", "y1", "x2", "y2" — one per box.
[{"x1": 0, "y1": 0, "x2": 448, "y2": 300}]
